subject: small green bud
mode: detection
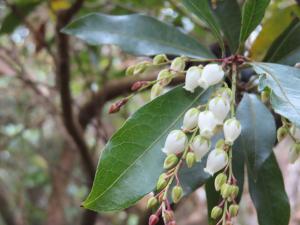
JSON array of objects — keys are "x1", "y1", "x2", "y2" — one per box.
[
  {"x1": 186, "y1": 152, "x2": 196, "y2": 168},
  {"x1": 261, "y1": 89, "x2": 270, "y2": 103},
  {"x1": 214, "y1": 173, "x2": 227, "y2": 191},
  {"x1": 170, "y1": 57, "x2": 185, "y2": 72},
  {"x1": 150, "y1": 83, "x2": 164, "y2": 100},
  {"x1": 125, "y1": 65, "x2": 135, "y2": 76},
  {"x1": 221, "y1": 183, "x2": 231, "y2": 199},
  {"x1": 153, "y1": 54, "x2": 168, "y2": 65},
  {"x1": 134, "y1": 61, "x2": 150, "y2": 75},
  {"x1": 277, "y1": 126, "x2": 288, "y2": 142},
  {"x1": 147, "y1": 197, "x2": 158, "y2": 209},
  {"x1": 156, "y1": 175, "x2": 167, "y2": 191},
  {"x1": 164, "y1": 153, "x2": 178, "y2": 169},
  {"x1": 172, "y1": 185, "x2": 183, "y2": 203},
  {"x1": 215, "y1": 139, "x2": 225, "y2": 149},
  {"x1": 157, "y1": 69, "x2": 173, "y2": 86},
  {"x1": 211, "y1": 206, "x2": 222, "y2": 219},
  {"x1": 230, "y1": 185, "x2": 239, "y2": 199},
  {"x1": 229, "y1": 204, "x2": 239, "y2": 217}
]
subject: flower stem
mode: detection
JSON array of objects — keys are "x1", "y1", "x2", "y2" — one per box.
[{"x1": 230, "y1": 63, "x2": 237, "y2": 117}]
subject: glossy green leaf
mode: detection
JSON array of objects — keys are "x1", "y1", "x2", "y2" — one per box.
[
  {"x1": 251, "y1": 62, "x2": 300, "y2": 127},
  {"x1": 181, "y1": 0, "x2": 225, "y2": 53},
  {"x1": 239, "y1": 0, "x2": 270, "y2": 43},
  {"x1": 248, "y1": 153, "x2": 290, "y2": 225},
  {"x1": 235, "y1": 94, "x2": 276, "y2": 178},
  {"x1": 264, "y1": 18, "x2": 300, "y2": 66},
  {"x1": 83, "y1": 85, "x2": 216, "y2": 212},
  {"x1": 62, "y1": 13, "x2": 213, "y2": 59}
]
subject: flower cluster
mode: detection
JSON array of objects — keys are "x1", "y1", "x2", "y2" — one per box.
[{"x1": 147, "y1": 58, "x2": 242, "y2": 225}]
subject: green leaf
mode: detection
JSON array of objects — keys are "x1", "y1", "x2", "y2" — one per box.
[
  {"x1": 248, "y1": 153, "x2": 290, "y2": 225},
  {"x1": 181, "y1": 0, "x2": 225, "y2": 53},
  {"x1": 0, "y1": 0, "x2": 42, "y2": 35},
  {"x1": 264, "y1": 17, "x2": 300, "y2": 66},
  {"x1": 83, "y1": 85, "x2": 216, "y2": 212},
  {"x1": 239, "y1": 0, "x2": 270, "y2": 43},
  {"x1": 251, "y1": 62, "x2": 300, "y2": 127},
  {"x1": 62, "y1": 13, "x2": 213, "y2": 59},
  {"x1": 235, "y1": 93, "x2": 276, "y2": 178}
]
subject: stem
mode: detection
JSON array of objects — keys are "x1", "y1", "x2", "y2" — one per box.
[
  {"x1": 231, "y1": 63, "x2": 237, "y2": 117},
  {"x1": 222, "y1": 201, "x2": 228, "y2": 225}
]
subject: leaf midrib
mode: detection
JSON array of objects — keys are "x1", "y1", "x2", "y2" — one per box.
[{"x1": 240, "y1": 0, "x2": 257, "y2": 41}]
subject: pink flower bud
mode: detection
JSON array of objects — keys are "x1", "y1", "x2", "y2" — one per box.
[
  {"x1": 131, "y1": 81, "x2": 149, "y2": 91},
  {"x1": 109, "y1": 98, "x2": 129, "y2": 114},
  {"x1": 149, "y1": 214, "x2": 159, "y2": 225}
]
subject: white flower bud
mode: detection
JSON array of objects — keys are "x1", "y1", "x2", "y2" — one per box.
[
  {"x1": 198, "y1": 110, "x2": 218, "y2": 138},
  {"x1": 182, "y1": 107, "x2": 199, "y2": 131},
  {"x1": 190, "y1": 135, "x2": 211, "y2": 161},
  {"x1": 223, "y1": 118, "x2": 241, "y2": 144},
  {"x1": 150, "y1": 83, "x2": 164, "y2": 100},
  {"x1": 162, "y1": 130, "x2": 187, "y2": 155},
  {"x1": 170, "y1": 57, "x2": 185, "y2": 72},
  {"x1": 208, "y1": 96, "x2": 230, "y2": 124},
  {"x1": 290, "y1": 125, "x2": 300, "y2": 140},
  {"x1": 289, "y1": 142, "x2": 300, "y2": 163},
  {"x1": 204, "y1": 148, "x2": 228, "y2": 176},
  {"x1": 198, "y1": 64, "x2": 224, "y2": 88},
  {"x1": 183, "y1": 66, "x2": 202, "y2": 93}
]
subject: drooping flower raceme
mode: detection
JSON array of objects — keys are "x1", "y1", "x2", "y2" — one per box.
[
  {"x1": 182, "y1": 107, "x2": 200, "y2": 131},
  {"x1": 198, "y1": 110, "x2": 218, "y2": 138},
  {"x1": 223, "y1": 118, "x2": 241, "y2": 144},
  {"x1": 162, "y1": 130, "x2": 187, "y2": 155},
  {"x1": 204, "y1": 148, "x2": 228, "y2": 176},
  {"x1": 198, "y1": 64, "x2": 224, "y2": 89},
  {"x1": 208, "y1": 96, "x2": 230, "y2": 125},
  {"x1": 183, "y1": 66, "x2": 202, "y2": 93},
  {"x1": 190, "y1": 135, "x2": 211, "y2": 161}
]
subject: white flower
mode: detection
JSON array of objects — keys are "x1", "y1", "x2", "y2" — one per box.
[
  {"x1": 170, "y1": 57, "x2": 185, "y2": 72},
  {"x1": 190, "y1": 135, "x2": 211, "y2": 161},
  {"x1": 208, "y1": 96, "x2": 230, "y2": 124},
  {"x1": 223, "y1": 118, "x2": 242, "y2": 144},
  {"x1": 198, "y1": 110, "x2": 218, "y2": 138},
  {"x1": 198, "y1": 64, "x2": 224, "y2": 89},
  {"x1": 289, "y1": 142, "x2": 300, "y2": 163},
  {"x1": 182, "y1": 108, "x2": 200, "y2": 131},
  {"x1": 217, "y1": 87, "x2": 232, "y2": 102},
  {"x1": 162, "y1": 130, "x2": 187, "y2": 154},
  {"x1": 204, "y1": 149, "x2": 228, "y2": 176},
  {"x1": 183, "y1": 66, "x2": 202, "y2": 93},
  {"x1": 290, "y1": 125, "x2": 300, "y2": 140}
]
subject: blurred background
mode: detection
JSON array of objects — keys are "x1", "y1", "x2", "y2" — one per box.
[{"x1": 0, "y1": 0, "x2": 300, "y2": 225}]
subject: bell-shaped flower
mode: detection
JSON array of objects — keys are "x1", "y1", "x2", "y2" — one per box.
[
  {"x1": 216, "y1": 87, "x2": 232, "y2": 102},
  {"x1": 223, "y1": 118, "x2": 242, "y2": 144},
  {"x1": 182, "y1": 108, "x2": 199, "y2": 131},
  {"x1": 198, "y1": 64, "x2": 224, "y2": 89},
  {"x1": 208, "y1": 96, "x2": 230, "y2": 124},
  {"x1": 290, "y1": 125, "x2": 300, "y2": 140},
  {"x1": 183, "y1": 66, "x2": 202, "y2": 93},
  {"x1": 190, "y1": 135, "x2": 211, "y2": 161},
  {"x1": 170, "y1": 57, "x2": 185, "y2": 72},
  {"x1": 204, "y1": 148, "x2": 228, "y2": 176},
  {"x1": 198, "y1": 110, "x2": 218, "y2": 138},
  {"x1": 162, "y1": 130, "x2": 187, "y2": 155}
]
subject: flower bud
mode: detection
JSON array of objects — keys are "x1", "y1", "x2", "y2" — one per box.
[
  {"x1": 109, "y1": 98, "x2": 129, "y2": 114},
  {"x1": 151, "y1": 83, "x2": 164, "y2": 100},
  {"x1": 215, "y1": 139, "x2": 225, "y2": 149},
  {"x1": 229, "y1": 204, "x2": 239, "y2": 217},
  {"x1": 186, "y1": 152, "x2": 196, "y2": 168},
  {"x1": 126, "y1": 65, "x2": 135, "y2": 76},
  {"x1": 223, "y1": 118, "x2": 241, "y2": 145},
  {"x1": 167, "y1": 221, "x2": 176, "y2": 225},
  {"x1": 229, "y1": 185, "x2": 239, "y2": 199},
  {"x1": 216, "y1": 87, "x2": 232, "y2": 102},
  {"x1": 190, "y1": 135, "x2": 210, "y2": 161},
  {"x1": 170, "y1": 57, "x2": 185, "y2": 72},
  {"x1": 277, "y1": 126, "x2": 288, "y2": 142},
  {"x1": 208, "y1": 96, "x2": 230, "y2": 124},
  {"x1": 204, "y1": 149, "x2": 228, "y2": 176},
  {"x1": 162, "y1": 130, "x2": 187, "y2": 155},
  {"x1": 183, "y1": 66, "x2": 202, "y2": 93},
  {"x1": 163, "y1": 210, "x2": 175, "y2": 223},
  {"x1": 198, "y1": 111, "x2": 218, "y2": 138},
  {"x1": 172, "y1": 185, "x2": 183, "y2": 203},
  {"x1": 164, "y1": 153, "x2": 179, "y2": 169},
  {"x1": 182, "y1": 107, "x2": 200, "y2": 131},
  {"x1": 149, "y1": 214, "x2": 159, "y2": 225},
  {"x1": 221, "y1": 183, "x2": 231, "y2": 199},
  {"x1": 214, "y1": 173, "x2": 227, "y2": 191},
  {"x1": 156, "y1": 175, "x2": 167, "y2": 191},
  {"x1": 131, "y1": 80, "x2": 149, "y2": 91},
  {"x1": 211, "y1": 206, "x2": 222, "y2": 219},
  {"x1": 290, "y1": 125, "x2": 300, "y2": 140},
  {"x1": 289, "y1": 142, "x2": 300, "y2": 163},
  {"x1": 134, "y1": 61, "x2": 150, "y2": 75},
  {"x1": 153, "y1": 54, "x2": 168, "y2": 65},
  {"x1": 147, "y1": 197, "x2": 158, "y2": 209},
  {"x1": 157, "y1": 69, "x2": 173, "y2": 86},
  {"x1": 198, "y1": 64, "x2": 224, "y2": 89},
  {"x1": 261, "y1": 90, "x2": 270, "y2": 103}
]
